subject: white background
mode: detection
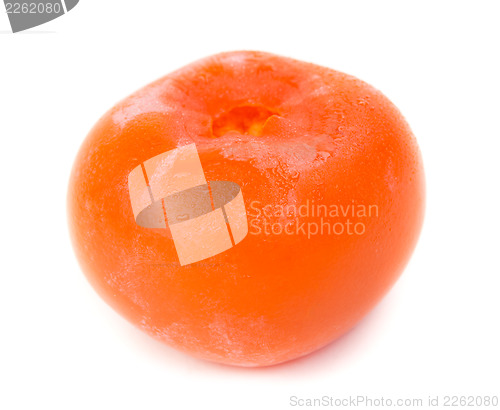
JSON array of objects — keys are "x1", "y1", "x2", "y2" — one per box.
[{"x1": 1, "y1": 1, "x2": 499, "y2": 409}]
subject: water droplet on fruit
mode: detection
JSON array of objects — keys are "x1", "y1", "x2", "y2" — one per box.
[
  {"x1": 316, "y1": 151, "x2": 331, "y2": 162},
  {"x1": 290, "y1": 170, "x2": 300, "y2": 183},
  {"x1": 271, "y1": 161, "x2": 300, "y2": 189}
]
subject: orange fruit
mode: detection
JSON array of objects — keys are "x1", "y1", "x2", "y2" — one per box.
[{"x1": 68, "y1": 51, "x2": 425, "y2": 366}]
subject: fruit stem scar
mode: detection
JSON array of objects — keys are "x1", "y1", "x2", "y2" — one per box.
[{"x1": 211, "y1": 105, "x2": 278, "y2": 137}]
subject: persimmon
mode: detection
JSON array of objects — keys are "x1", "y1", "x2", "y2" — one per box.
[{"x1": 68, "y1": 51, "x2": 425, "y2": 367}]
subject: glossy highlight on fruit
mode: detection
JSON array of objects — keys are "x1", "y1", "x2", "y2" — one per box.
[{"x1": 68, "y1": 51, "x2": 425, "y2": 367}]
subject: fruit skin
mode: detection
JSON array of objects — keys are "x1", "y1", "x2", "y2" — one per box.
[{"x1": 68, "y1": 51, "x2": 425, "y2": 367}]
